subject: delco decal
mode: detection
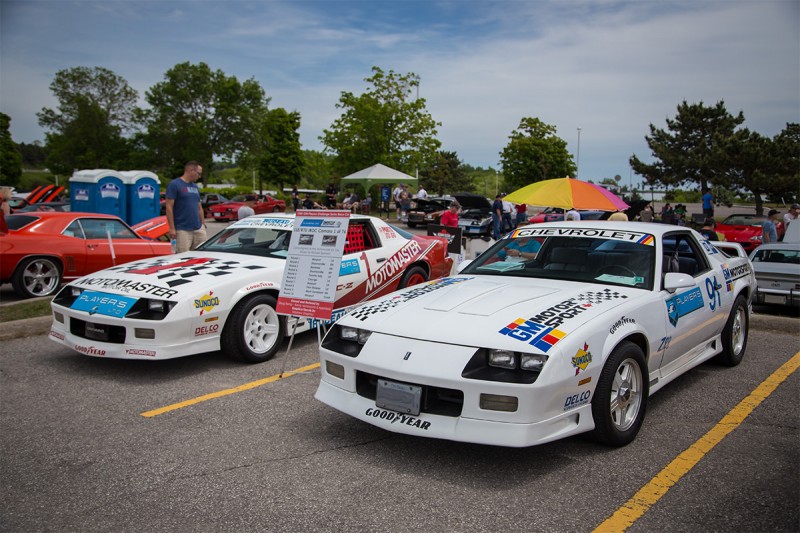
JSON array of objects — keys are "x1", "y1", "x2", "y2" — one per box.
[
  {"x1": 365, "y1": 408, "x2": 431, "y2": 430},
  {"x1": 194, "y1": 324, "x2": 220, "y2": 336},
  {"x1": 564, "y1": 391, "x2": 591, "y2": 411},
  {"x1": 665, "y1": 287, "x2": 705, "y2": 326},
  {"x1": 365, "y1": 241, "x2": 422, "y2": 293},
  {"x1": 498, "y1": 318, "x2": 566, "y2": 352},
  {"x1": 571, "y1": 343, "x2": 592, "y2": 375},
  {"x1": 74, "y1": 344, "x2": 106, "y2": 356},
  {"x1": 125, "y1": 348, "x2": 156, "y2": 357},
  {"x1": 194, "y1": 291, "x2": 220, "y2": 315}
]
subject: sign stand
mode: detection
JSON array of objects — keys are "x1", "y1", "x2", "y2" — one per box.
[{"x1": 275, "y1": 209, "x2": 350, "y2": 377}]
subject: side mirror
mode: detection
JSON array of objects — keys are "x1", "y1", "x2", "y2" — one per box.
[{"x1": 663, "y1": 272, "x2": 695, "y2": 293}]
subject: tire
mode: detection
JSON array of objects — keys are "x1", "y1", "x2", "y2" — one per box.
[
  {"x1": 398, "y1": 265, "x2": 428, "y2": 288},
  {"x1": 221, "y1": 293, "x2": 285, "y2": 363},
  {"x1": 407, "y1": 222, "x2": 417, "y2": 228},
  {"x1": 713, "y1": 295, "x2": 748, "y2": 366},
  {"x1": 272, "y1": 206, "x2": 282, "y2": 212},
  {"x1": 12, "y1": 257, "x2": 62, "y2": 298},
  {"x1": 590, "y1": 341, "x2": 649, "y2": 447}
]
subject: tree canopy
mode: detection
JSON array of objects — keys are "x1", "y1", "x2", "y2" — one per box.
[
  {"x1": 256, "y1": 108, "x2": 303, "y2": 192},
  {"x1": 321, "y1": 67, "x2": 441, "y2": 177},
  {"x1": 0, "y1": 113, "x2": 23, "y2": 187},
  {"x1": 419, "y1": 151, "x2": 474, "y2": 195},
  {"x1": 499, "y1": 117, "x2": 577, "y2": 191}
]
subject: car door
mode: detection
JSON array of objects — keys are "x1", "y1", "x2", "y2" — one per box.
[
  {"x1": 79, "y1": 218, "x2": 157, "y2": 272},
  {"x1": 658, "y1": 231, "x2": 729, "y2": 376}
]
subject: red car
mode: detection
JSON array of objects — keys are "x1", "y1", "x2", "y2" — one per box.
[
  {"x1": 714, "y1": 213, "x2": 783, "y2": 253},
  {"x1": 1, "y1": 212, "x2": 172, "y2": 298},
  {"x1": 209, "y1": 194, "x2": 286, "y2": 221}
]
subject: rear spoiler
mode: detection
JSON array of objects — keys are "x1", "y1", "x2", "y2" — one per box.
[{"x1": 712, "y1": 241, "x2": 748, "y2": 258}]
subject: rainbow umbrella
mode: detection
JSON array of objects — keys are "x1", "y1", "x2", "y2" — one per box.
[{"x1": 504, "y1": 177, "x2": 629, "y2": 211}]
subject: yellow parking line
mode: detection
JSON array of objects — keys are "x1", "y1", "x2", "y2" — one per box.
[
  {"x1": 593, "y1": 351, "x2": 800, "y2": 533},
  {"x1": 140, "y1": 362, "x2": 321, "y2": 418}
]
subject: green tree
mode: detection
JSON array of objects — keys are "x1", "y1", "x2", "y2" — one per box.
[
  {"x1": 17, "y1": 141, "x2": 48, "y2": 168},
  {"x1": 500, "y1": 117, "x2": 576, "y2": 191},
  {"x1": 301, "y1": 149, "x2": 334, "y2": 190},
  {"x1": 37, "y1": 66, "x2": 138, "y2": 174},
  {"x1": 0, "y1": 113, "x2": 22, "y2": 187},
  {"x1": 419, "y1": 151, "x2": 473, "y2": 195},
  {"x1": 140, "y1": 62, "x2": 269, "y2": 179},
  {"x1": 629, "y1": 100, "x2": 745, "y2": 191},
  {"x1": 256, "y1": 108, "x2": 303, "y2": 193},
  {"x1": 321, "y1": 67, "x2": 441, "y2": 176}
]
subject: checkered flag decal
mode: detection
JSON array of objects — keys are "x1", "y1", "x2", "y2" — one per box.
[
  {"x1": 107, "y1": 257, "x2": 267, "y2": 287},
  {"x1": 349, "y1": 277, "x2": 472, "y2": 321},
  {"x1": 575, "y1": 288, "x2": 628, "y2": 305}
]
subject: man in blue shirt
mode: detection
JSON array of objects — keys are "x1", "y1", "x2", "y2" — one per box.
[
  {"x1": 762, "y1": 209, "x2": 780, "y2": 244},
  {"x1": 166, "y1": 161, "x2": 206, "y2": 253},
  {"x1": 702, "y1": 188, "x2": 714, "y2": 217}
]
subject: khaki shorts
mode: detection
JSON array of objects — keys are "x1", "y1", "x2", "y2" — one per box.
[{"x1": 175, "y1": 227, "x2": 207, "y2": 253}]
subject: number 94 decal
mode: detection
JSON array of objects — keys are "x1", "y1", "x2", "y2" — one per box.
[{"x1": 705, "y1": 275, "x2": 722, "y2": 311}]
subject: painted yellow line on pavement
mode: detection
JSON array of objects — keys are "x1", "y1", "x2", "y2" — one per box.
[
  {"x1": 140, "y1": 362, "x2": 321, "y2": 418},
  {"x1": 594, "y1": 351, "x2": 800, "y2": 533}
]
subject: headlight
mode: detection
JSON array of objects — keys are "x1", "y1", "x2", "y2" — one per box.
[
  {"x1": 462, "y1": 349, "x2": 549, "y2": 384},
  {"x1": 749, "y1": 236, "x2": 762, "y2": 241},
  {"x1": 321, "y1": 324, "x2": 372, "y2": 357},
  {"x1": 126, "y1": 299, "x2": 176, "y2": 320},
  {"x1": 521, "y1": 353, "x2": 548, "y2": 372},
  {"x1": 340, "y1": 325, "x2": 371, "y2": 345},
  {"x1": 488, "y1": 349, "x2": 516, "y2": 369}
]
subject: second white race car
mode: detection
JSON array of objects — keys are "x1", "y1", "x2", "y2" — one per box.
[
  {"x1": 49, "y1": 214, "x2": 453, "y2": 363},
  {"x1": 316, "y1": 221, "x2": 755, "y2": 447}
]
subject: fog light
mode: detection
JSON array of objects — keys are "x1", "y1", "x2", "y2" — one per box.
[
  {"x1": 54, "y1": 312, "x2": 64, "y2": 323},
  {"x1": 488, "y1": 349, "x2": 516, "y2": 369},
  {"x1": 480, "y1": 394, "x2": 518, "y2": 412},
  {"x1": 135, "y1": 328, "x2": 155, "y2": 339},
  {"x1": 521, "y1": 353, "x2": 548, "y2": 372},
  {"x1": 325, "y1": 360, "x2": 345, "y2": 379}
]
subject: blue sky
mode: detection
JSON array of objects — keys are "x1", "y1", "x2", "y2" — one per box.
[{"x1": 1, "y1": 0, "x2": 798, "y2": 187}]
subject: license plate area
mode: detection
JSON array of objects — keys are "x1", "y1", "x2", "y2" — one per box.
[
  {"x1": 764, "y1": 294, "x2": 786, "y2": 305},
  {"x1": 376, "y1": 379, "x2": 422, "y2": 416},
  {"x1": 84, "y1": 322, "x2": 109, "y2": 341}
]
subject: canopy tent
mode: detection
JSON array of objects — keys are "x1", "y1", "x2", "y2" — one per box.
[{"x1": 339, "y1": 163, "x2": 417, "y2": 193}]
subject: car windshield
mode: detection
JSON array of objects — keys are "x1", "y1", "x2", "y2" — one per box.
[
  {"x1": 751, "y1": 248, "x2": 800, "y2": 264},
  {"x1": 196, "y1": 222, "x2": 291, "y2": 258},
  {"x1": 460, "y1": 228, "x2": 656, "y2": 290},
  {"x1": 721, "y1": 215, "x2": 765, "y2": 226}
]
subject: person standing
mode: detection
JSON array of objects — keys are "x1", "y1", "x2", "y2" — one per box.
[
  {"x1": 501, "y1": 193, "x2": 514, "y2": 230},
  {"x1": 291, "y1": 186, "x2": 300, "y2": 211},
  {"x1": 702, "y1": 188, "x2": 714, "y2": 217},
  {"x1": 491, "y1": 194, "x2": 504, "y2": 239},
  {"x1": 399, "y1": 185, "x2": 411, "y2": 222},
  {"x1": 783, "y1": 203, "x2": 799, "y2": 229},
  {"x1": 393, "y1": 183, "x2": 404, "y2": 219},
  {"x1": 440, "y1": 201, "x2": 460, "y2": 227},
  {"x1": 762, "y1": 209, "x2": 781, "y2": 244},
  {"x1": 166, "y1": 161, "x2": 206, "y2": 253},
  {"x1": 416, "y1": 185, "x2": 428, "y2": 200},
  {"x1": 699, "y1": 218, "x2": 719, "y2": 240},
  {"x1": 325, "y1": 182, "x2": 338, "y2": 209},
  {"x1": 515, "y1": 203, "x2": 528, "y2": 227},
  {"x1": 660, "y1": 203, "x2": 674, "y2": 224}
]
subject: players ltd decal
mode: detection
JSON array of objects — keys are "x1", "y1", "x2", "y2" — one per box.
[{"x1": 665, "y1": 287, "x2": 705, "y2": 326}]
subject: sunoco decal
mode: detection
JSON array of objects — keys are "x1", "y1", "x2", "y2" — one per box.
[
  {"x1": 365, "y1": 408, "x2": 431, "y2": 430},
  {"x1": 665, "y1": 287, "x2": 705, "y2": 326},
  {"x1": 194, "y1": 291, "x2": 220, "y2": 315},
  {"x1": 499, "y1": 318, "x2": 566, "y2": 352},
  {"x1": 349, "y1": 277, "x2": 472, "y2": 321},
  {"x1": 512, "y1": 227, "x2": 655, "y2": 246},
  {"x1": 571, "y1": 343, "x2": 592, "y2": 375}
]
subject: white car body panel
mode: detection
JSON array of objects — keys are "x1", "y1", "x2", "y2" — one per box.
[{"x1": 316, "y1": 221, "x2": 755, "y2": 447}]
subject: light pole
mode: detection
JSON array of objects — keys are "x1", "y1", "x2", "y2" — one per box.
[{"x1": 576, "y1": 127, "x2": 582, "y2": 180}]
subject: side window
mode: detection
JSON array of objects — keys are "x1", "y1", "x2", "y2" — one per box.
[
  {"x1": 80, "y1": 219, "x2": 138, "y2": 240},
  {"x1": 664, "y1": 232, "x2": 711, "y2": 277},
  {"x1": 63, "y1": 220, "x2": 85, "y2": 239}
]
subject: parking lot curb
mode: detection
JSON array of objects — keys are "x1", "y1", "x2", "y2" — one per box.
[{"x1": 0, "y1": 311, "x2": 795, "y2": 343}]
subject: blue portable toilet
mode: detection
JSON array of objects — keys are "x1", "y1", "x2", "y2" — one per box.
[
  {"x1": 69, "y1": 169, "x2": 127, "y2": 219},
  {"x1": 120, "y1": 170, "x2": 161, "y2": 225}
]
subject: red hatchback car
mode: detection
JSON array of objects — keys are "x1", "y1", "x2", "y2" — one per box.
[
  {"x1": 209, "y1": 194, "x2": 286, "y2": 221},
  {"x1": 1, "y1": 212, "x2": 172, "y2": 298},
  {"x1": 714, "y1": 213, "x2": 782, "y2": 253}
]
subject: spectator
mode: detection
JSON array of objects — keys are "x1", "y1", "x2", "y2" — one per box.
[
  {"x1": 608, "y1": 211, "x2": 628, "y2": 221},
  {"x1": 343, "y1": 190, "x2": 360, "y2": 212},
  {"x1": 699, "y1": 218, "x2": 719, "y2": 240},
  {"x1": 515, "y1": 203, "x2": 528, "y2": 227},
  {"x1": 660, "y1": 203, "x2": 674, "y2": 224},
  {"x1": 565, "y1": 208, "x2": 581, "y2": 221},
  {"x1": 416, "y1": 185, "x2": 428, "y2": 200},
  {"x1": 399, "y1": 185, "x2": 411, "y2": 221},
  {"x1": 291, "y1": 186, "x2": 300, "y2": 211},
  {"x1": 638, "y1": 204, "x2": 654, "y2": 222},
  {"x1": 325, "y1": 182, "x2": 338, "y2": 208},
  {"x1": 302, "y1": 194, "x2": 324, "y2": 209},
  {"x1": 762, "y1": 209, "x2": 781, "y2": 244},
  {"x1": 674, "y1": 204, "x2": 687, "y2": 226},
  {"x1": 501, "y1": 193, "x2": 514, "y2": 230},
  {"x1": 393, "y1": 183, "x2": 404, "y2": 219},
  {"x1": 0, "y1": 187, "x2": 11, "y2": 217},
  {"x1": 783, "y1": 203, "x2": 799, "y2": 229},
  {"x1": 237, "y1": 195, "x2": 257, "y2": 219},
  {"x1": 440, "y1": 201, "x2": 460, "y2": 227},
  {"x1": 491, "y1": 194, "x2": 504, "y2": 239},
  {"x1": 702, "y1": 188, "x2": 714, "y2": 217},
  {"x1": 166, "y1": 161, "x2": 206, "y2": 253}
]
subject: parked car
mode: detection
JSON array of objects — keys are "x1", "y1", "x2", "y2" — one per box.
[
  {"x1": 406, "y1": 197, "x2": 452, "y2": 228},
  {"x1": 1, "y1": 212, "x2": 172, "y2": 298},
  {"x1": 200, "y1": 193, "x2": 228, "y2": 218},
  {"x1": 748, "y1": 220, "x2": 800, "y2": 306},
  {"x1": 316, "y1": 221, "x2": 755, "y2": 448},
  {"x1": 16, "y1": 201, "x2": 71, "y2": 212},
  {"x1": 209, "y1": 194, "x2": 285, "y2": 221},
  {"x1": 455, "y1": 193, "x2": 493, "y2": 237},
  {"x1": 131, "y1": 216, "x2": 170, "y2": 242},
  {"x1": 715, "y1": 213, "x2": 770, "y2": 253},
  {"x1": 49, "y1": 214, "x2": 453, "y2": 363},
  {"x1": 159, "y1": 192, "x2": 166, "y2": 215}
]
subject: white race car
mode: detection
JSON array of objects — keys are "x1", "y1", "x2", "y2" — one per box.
[
  {"x1": 49, "y1": 214, "x2": 453, "y2": 363},
  {"x1": 316, "y1": 222, "x2": 755, "y2": 447}
]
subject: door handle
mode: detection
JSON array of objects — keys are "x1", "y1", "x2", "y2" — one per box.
[{"x1": 377, "y1": 257, "x2": 387, "y2": 263}]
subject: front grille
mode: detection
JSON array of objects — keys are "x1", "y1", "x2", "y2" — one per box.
[
  {"x1": 356, "y1": 371, "x2": 463, "y2": 417},
  {"x1": 69, "y1": 318, "x2": 126, "y2": 344}
]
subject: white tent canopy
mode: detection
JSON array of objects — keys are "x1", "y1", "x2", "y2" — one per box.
[{"x1": 339, "y1": 163, "x2": 417, "y2": 192}]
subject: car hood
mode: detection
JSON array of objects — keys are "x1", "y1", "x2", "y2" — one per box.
[
  {"x1": 453, "y1": 193, "x2": 492, "y2": 210},
  {"x1": 66, "y1": 251, "x2": 286, "y2": 301},
  {"x1": 341, "y1": 276, "x2": 644, "y2": 351}
]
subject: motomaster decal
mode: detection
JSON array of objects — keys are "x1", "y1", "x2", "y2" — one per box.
[
  {"x1": 125, "y1": 348, "x2": 156, "y2": 357},
  {"x1": 49, "y1": 329, "x2": 65, "y2": 341},
  {"x1": 349, "y1": 277, "x2": 472, "y2": 321},
  {"x1": 365, "y1": 408, "x2": 431, "y2": 430},
  {"x1": 571, "y1": 343, "x2": 592, "y2": 375},
  {"x1": 74, "y1": 278, "x2": 178, "y2": 298},
  {"x1": 665, "y1": 287, "x2": 705, "y2": 326},
  {"x1": 499, "y1": 318, "x2": 566, "y2": 352},
  {"x1": 365, "y1": 241, "x2": 423, "y2": 293}
]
